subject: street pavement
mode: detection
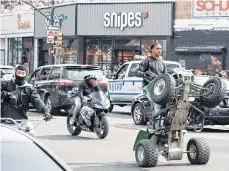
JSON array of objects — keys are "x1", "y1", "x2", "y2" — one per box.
[{"x1": 28, "y1": 106, "x2": 229, "y2": 171}]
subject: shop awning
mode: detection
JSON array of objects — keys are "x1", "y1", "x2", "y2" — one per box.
[{"x1": 175, "y1": 45, "x2": 226, "y2": 53}]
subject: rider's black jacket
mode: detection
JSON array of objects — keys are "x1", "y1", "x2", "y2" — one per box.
[
  {"x1": 135, "y1": 56, "x2": 167, "y2": 87},
  {"x1": 78, "y1": 82, "x2": 101, "y2": 101},
  {"x1": 1, "y1": 79, "x2": 49, "y2": 119}
]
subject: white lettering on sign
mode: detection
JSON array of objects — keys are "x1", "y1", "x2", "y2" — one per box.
[
  {"x1": 104, "y1": 12, "x2": 148, "y2": 30},
  {"x1": 192, "y1": 0, "x2": 229, "y2": 17}
]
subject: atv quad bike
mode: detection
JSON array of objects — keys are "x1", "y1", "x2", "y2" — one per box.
[{"x1": 133, "y1": 68, "x2": 226, "y2": 167}]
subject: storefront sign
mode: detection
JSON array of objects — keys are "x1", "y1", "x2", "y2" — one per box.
[
  {"x1": 104, "y1": 12, "x2": 148, "y2": 30},
  {"x1": 17, "y1": 14, "x2": 31, "y2": 29},
  {"x1": 192, "y1": 0, "x2": 229, "y2": 17}
]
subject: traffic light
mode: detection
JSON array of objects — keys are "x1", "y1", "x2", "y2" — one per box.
[{"x1": 56, "y1": 32, "x2": 63, "y2": 47}]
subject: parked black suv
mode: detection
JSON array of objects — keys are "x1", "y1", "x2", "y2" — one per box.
[{"x1": 28, "y1": 64, "x2": 108, "y2": 115}]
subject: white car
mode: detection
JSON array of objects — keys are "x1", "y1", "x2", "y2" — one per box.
[
  {"x1": 0, "y1": 65, "x2": 15, "y2": 80},
  {"x1": 107, "y1": 57, "x2": 182, "y2": 112}
]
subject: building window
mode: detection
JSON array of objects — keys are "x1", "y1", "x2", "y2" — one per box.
[{"x1": 8, "y1": 37, "x2": 34, "y2": 73}]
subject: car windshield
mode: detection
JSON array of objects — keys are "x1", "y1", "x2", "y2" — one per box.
[
  {"x1": 165, "y1": 64, "x2": 181, "y2": 74},
  {"x1": 63, "y1": 67, "x2": 105, "y2": 80},
  {"x1": 1, "y1": 127, "x2": 65, "y2": 171}
]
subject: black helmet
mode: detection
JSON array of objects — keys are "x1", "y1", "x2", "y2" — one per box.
[{"x1": 84, "y1": 75, "x2": 96, "y2": 81}]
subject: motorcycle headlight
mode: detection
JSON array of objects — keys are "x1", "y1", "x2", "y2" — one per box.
[{"x1": 94, "y1": 104, "x2": 103, "y2": 109}]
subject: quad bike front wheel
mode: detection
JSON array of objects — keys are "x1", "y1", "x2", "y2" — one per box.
[
  {"x1": 187, "y1": 137, "x2": 210, "y2": 165},
  {"x1": 67, "y1": 114, "x2": 82, "y2": 136},
  {"x1": 149, "y1": 74, "x2": 176, "y2": 105},
  {"x1": 94, "y1": 116, "x2": 109, "y2": 139},
  {"x1": 200, "y1": 77, "x2": 226, "y2": 108},
  {"x1": 135, "y1": 139, "x2": 158, "y2": 167}
]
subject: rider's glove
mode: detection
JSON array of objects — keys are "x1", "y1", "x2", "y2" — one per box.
[
  {"x1": 144, "y1": 71, "x2": 157, "y2": 81},
  {"x1": 44, "y1": 113, "x2": 52, "y2": 122},
  {"x1": 6, "y1": 93, "x2": 17, "y2": 105}
]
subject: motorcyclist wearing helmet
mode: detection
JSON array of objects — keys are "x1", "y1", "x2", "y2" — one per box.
[
  {"x1": 70, "y1": 75, "x2": 101, "y2": 125},
  {"x1": 1, "y1": 65, "x2": 52, "y2": 125}
]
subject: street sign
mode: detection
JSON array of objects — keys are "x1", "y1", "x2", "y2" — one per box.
[
  {"x1": 47, "y1": 26, "x2": 60, "y2": 31},
  {"x1": 47, "y1": 31, "x2": 55, "y2": 44}
]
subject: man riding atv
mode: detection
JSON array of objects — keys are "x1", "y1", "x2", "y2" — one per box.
[
  {"x1": 1, "y1": 65, "x2": 52, "y2": 136},
  {"x1": 70, "y1": 75, "x2": 101, "y2": 125},
  {"x1": 135, "y1": 42, "x2": 167, "y2": 132},
  {"x1": 133, "y1": 63, "x2": 226, "y2": 167}
]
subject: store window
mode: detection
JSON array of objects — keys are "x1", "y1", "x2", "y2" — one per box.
[
  {"x1": 178, "y1": 53, "x2": 224, "y2": 76},
  {"x1": 62, "y1": 39, "x2": 78, "y2": 64},
  {"x1": 8, "y1": 37, "x2": 34, "y2": 73},
  {"x1": 84, "y1": 38, "x2": 167, "y2": 75},
  {"x1": 1, "y1": 39, "x2": 5, "y2": 65}
]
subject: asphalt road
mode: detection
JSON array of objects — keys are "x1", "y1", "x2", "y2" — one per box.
[{"x1": 28, "y1": 106, "x2": 229, "y2": 171}]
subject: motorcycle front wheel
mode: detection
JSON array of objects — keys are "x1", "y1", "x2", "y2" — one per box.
[
  {"x1": 67, "y1": 114, "x2": 81, "y2": 136},
  {"x1": 94, "y1": 115, "x2": 109, "y2": 139}
]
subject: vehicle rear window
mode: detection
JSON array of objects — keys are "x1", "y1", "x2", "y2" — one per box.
[
  {"x1": 63, "y1": 67, "x2": 105, "y2": 80},
  {"x1": 1, "y1": 68, "x2": 15, "y2": 74}
]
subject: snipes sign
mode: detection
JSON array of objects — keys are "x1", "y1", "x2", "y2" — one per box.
[
  {"x1": 192, "y1": 0, "x2": 229, "y2": 17},
  {"x1": 104, "y1": 12, "x2": 148, "y2": 30}
]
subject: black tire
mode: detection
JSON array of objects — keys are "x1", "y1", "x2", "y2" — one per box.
[
  {"x1": 200, "y1": 77, "x2": 226, "y2": 108},
  {"x1": 95, "y1": 116, "x2": 109, "y2": 139},
  {"x1": 66, "y1": 114, "x2": 81, "y2": 136},
  {"x1": 187, "y1": 138, "x2": 210, "y2": 165},
  {"x1": 135, "y1": 139, "x2": 158, "y2": 167},
  {"x1": 108, "y1": 104, "x2": 114, "y2": 112},
  {"x1": 132, "y1": 103, "x2": 147, "y2": 125},
  {"x1": 149, "y1": 74, "x2": 176, "y2": 105},
  {"x1": 45, "y1": 95, "x2": 59, "y2": 115}
]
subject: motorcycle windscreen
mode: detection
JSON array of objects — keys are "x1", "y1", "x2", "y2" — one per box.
[
  {"x1": 1, "y1": 103, "x2": 28, "y2": 120},
  {"x1": 91, "y1": 91, "x2": 110, "y2": 109}
]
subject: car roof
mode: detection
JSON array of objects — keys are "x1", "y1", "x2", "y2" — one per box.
[
  {"x1": 125, "y1": 60, "x2": 181, "y2": 65},
  {"x1": 36, "y1": 64, "x2": 99, "y2": 69},
  {"x1": 0, "y1": 124, "x2": 73, "y2": 171}
]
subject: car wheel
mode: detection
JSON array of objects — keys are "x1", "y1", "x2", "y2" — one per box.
[
  {"x1": 45, "y1": 95, "x2": 59, "y2": 115},
  {"x1": 132, "y1": 103, "x2": 147, "y2": 125}
]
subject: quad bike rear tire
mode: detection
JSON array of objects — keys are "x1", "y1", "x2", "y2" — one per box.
[
  {"x1": 200, "y1": 77, "x2": 226, "y2": 108},
  {"x1": 149, "y1": 74, "x2": 176, "y2": 105},
  {"x1": 187, "y1": 137, "x2": 210, "y2": 165},
  {"x1": 135, "y1": 139, "x2": 158, "y2": 167},
  {"x1": 67, "y1": 114, "x2": 82, "y2": 136}
]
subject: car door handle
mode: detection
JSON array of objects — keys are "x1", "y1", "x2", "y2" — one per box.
[{"x1": 133, "y1": 81, "x2": 135, "y2": 86}]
